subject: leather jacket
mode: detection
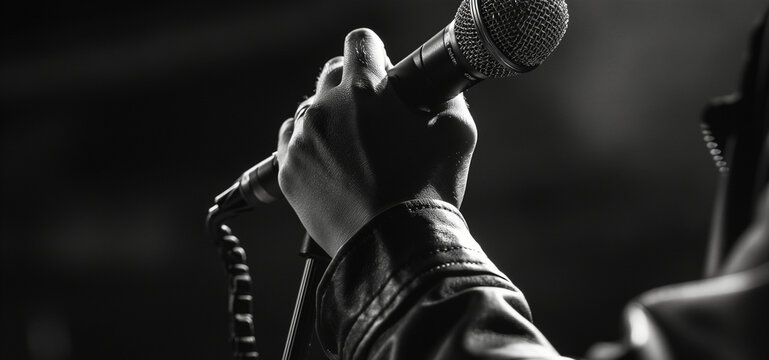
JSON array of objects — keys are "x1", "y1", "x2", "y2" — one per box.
[{"x1": 314, "y1": 194, "x2": 768, "y2": 360}]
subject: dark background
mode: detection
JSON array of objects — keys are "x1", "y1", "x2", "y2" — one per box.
[{"x1": 2, "y1": 0, "x2": 767, "y2": 359}]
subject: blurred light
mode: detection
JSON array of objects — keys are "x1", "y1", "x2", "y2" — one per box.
[
  {"x1": 626, "y1": 305, "x2": 650, "y2": 346},
  {"x1": 26, "y1": 310, "x2": 71, "y2": 360}
]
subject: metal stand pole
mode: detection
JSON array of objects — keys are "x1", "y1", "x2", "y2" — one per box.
[{"x1": 282, "y1": 234, "x2": 330, "y2": 360}]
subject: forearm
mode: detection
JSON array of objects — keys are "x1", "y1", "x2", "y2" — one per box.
[{"x1": 316, "y1": 199, "x2": 565, "y2": 360}]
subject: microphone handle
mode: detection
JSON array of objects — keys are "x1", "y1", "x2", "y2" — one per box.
[
  {"x1": 239, "y1": 152, "x2": 282, "y2": 205},
  {"x1": 387, "y1": 21, "x2": 482, "y2": 111}
]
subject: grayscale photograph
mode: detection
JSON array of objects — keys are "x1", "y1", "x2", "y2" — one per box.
[{"x1": 2, "y1": 1, "x2": 767, "y2": 359}]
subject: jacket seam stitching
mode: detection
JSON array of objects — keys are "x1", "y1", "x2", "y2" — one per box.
[{"x1": 405, "y1": 203, "x2": 467, "y2": 225}]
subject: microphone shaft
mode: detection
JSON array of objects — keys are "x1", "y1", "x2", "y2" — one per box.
[{"x1": 387, "y1": 22, "x2": 481, "y2": 111}]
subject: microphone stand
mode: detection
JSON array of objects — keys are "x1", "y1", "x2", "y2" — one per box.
[
  {"x1": 282, "y1": 234, "x2": 330, "y2": 360},
  {"x1": 206, "y1": 186, "x2": 329, "y2": 360}
]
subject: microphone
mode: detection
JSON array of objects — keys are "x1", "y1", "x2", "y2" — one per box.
[
  {"x1": 388, "y1": 0, "x2": 568, "y2": 110},
  {"x1": 212, "y1": 0, "x2": 569, "y2": 212}
]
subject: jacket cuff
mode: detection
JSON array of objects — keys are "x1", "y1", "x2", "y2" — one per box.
[{"x1": 315, "y1": 199, "x2": 515, "y2": 359}]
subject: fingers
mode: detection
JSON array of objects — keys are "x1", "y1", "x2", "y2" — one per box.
[
  {"x1": 276, "y1": 117, "x2": 295, "y2": 165},
  {"x1": 342, "y1": 28, "x2": 388, "y2": 88},
  {"x1": 316, "y1": 56, "x2": 344, "y2": 93},
  {"x1": 278, "y1": 94, "x2": 316, "y2": 165}
]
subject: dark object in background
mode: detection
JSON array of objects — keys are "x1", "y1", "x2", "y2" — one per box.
[
  {"x1": 588, "y1": 9, "x2": 769, "y2": 360},
  {"x1": 701, "y1": 9, "x2": 769, "y2": 276}
]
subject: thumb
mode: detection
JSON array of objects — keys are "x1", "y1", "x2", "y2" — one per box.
[{"x1": 342, "y1": 28, "x2": 388, "y2": 88}]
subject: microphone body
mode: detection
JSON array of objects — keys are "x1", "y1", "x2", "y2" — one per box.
[
  {"x1": 387, "y1": 22, "x2": 481, "y2": 111},
  {"x1": 212, "y1": 153, "x2": 281, "y2": 216},
  {"x1": 238, "y1": 153, "x2": 282, "y2": 205},
  {"x1": 214, "y1": 0, "x2": 569, "y2": 210}
]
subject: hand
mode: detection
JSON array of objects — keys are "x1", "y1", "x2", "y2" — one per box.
[{"x1": 276, "y1": 28, "x2": 477, "y2": 257}]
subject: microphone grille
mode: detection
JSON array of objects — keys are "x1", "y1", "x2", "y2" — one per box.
[{"x1": 454, "y1": 0, "x2": 569, "y2": 78}]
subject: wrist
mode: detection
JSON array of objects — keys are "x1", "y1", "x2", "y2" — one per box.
[{"x1": 331, "y1": 198, "x2": 464, "y2": 258}]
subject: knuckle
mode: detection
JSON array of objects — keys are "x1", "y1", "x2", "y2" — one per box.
[
  {"x1": 301, "y1": 104, "x2": 330, "y2": 133},
  {"x1": 303, "y1": 103, "x2": 326, "y2": 119},
  {"x1": 320, "y1": 57, "x2": 344, "y2": 86},
  {"x1": 294, "y1": 97, "x2": 314, "y2": 119},
  {"x1": 277, "y1": 145, "x2": 306, "y2": 198},
  {"x1": 279, "y1": 118, "x2": 294, "y2": 135},
  {"x1": 352, "y1": 45, "x2": 373, "y2": 69},
  {"x1": 324, "y1": 56, "x2": 344, "y2": 69},
  {"x1": 433, "y1": 111, "x2": 478, "y2": 154},
  {"x1": 277, "y1": 166, "x2": 295, "y2": 198},
  {"x1": 277, "y1": 155, "x2": 294, "y2": 195},
  {"x1": 289, "y1": 125, "x2": 320, "y2": 157},
  {"x1": 320, "y1": 66, "x2": 344, "y2": 88}
]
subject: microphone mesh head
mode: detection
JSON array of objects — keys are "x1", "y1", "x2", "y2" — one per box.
[{"x1": 454, "y1": 0, "x2": 569, "y2": 78}]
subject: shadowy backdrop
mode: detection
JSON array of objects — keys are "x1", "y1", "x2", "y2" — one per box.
[{"x1": 2, "y1": 0, "x2": 767, "y2": 359}]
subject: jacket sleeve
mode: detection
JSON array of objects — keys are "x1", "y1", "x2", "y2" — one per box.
[{"x1": 315, "y1": 199, "x2": 568, "y2": 360}]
